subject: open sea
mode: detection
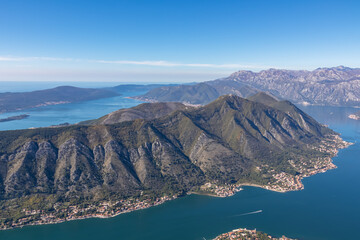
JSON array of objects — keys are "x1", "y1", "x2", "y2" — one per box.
[{"x1": 0, "y1": 82, "x2": 360, "y2": 240}]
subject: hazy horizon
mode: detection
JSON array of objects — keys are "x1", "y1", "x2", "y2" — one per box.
[{"x1": 0, "y1": 65, "x2": 358, "y2": 83}]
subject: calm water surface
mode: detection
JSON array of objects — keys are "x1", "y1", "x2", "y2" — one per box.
[
  {"x1": 0, "y1": 83, "x2": 359, "y2": 240},
  {"x1": 0, "y1": 82, "x2": 147, "y2": 131}
]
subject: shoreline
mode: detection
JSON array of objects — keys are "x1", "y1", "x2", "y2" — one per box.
[
  {"x1": 1, "y1": 195, "x2": 178, "y2": 231},
  {"x1": 0, "y1": 135, "x2": 352, "y2": 231}
]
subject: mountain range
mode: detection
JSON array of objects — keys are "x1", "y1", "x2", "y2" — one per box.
[
  {"x1": 3, "y1": 66, "x2": 358, "y2": 115},
  {"x1": 135, "y1": 66, "x2": 360, "y2": 106},
  {"x1": 0, "y1": 93, "x2": 344, "y2": 227}
]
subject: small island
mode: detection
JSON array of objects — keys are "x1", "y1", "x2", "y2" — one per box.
[
  {"x1": 349, "y1": 111, "x2": 360, "y2": 120},
  {"x1": 213, "y1": 227, "x2": 295, "y2": 240},
  {"x1": 0, "y1": 114, "x2": 29, "y2": 123}
]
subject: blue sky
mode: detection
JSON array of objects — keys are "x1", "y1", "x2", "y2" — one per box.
[{"x1": 0, "y1": 0, "x2": 359, "y2": 82}]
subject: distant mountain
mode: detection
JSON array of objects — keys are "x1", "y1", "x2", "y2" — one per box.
[
  {"x1": 135, "y1": 66, "x2": 360, "y2": 106},
  {"x1": 0, "y1": 94, "x2": 347, "y2": 228},
  {"x1": 107, "y1": 83, "x2": 178, "y2": 93},
  {"x1": 136, "y1": 83, "x2": 220, "y2": 105},
  {"x1": 0, "y1": 86, "x2": 119, "y2": 113},
  {"x1": 135, "y1": 81, "x2": 258, "y2": 105}
]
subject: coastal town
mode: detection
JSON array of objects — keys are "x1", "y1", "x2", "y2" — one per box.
[
  {"x1": 0, "y1": 134, "x2": 352, "y2": 230},
  {"x1": 193, "y1": 182, "x2": 244, "y2": 197},
  {"x1": 213, "y1": 227, "x2": 295, "y2": 240},
  {"x1": 0, "y1": 195, "x2": 177, "y2": 230},
  {"x1": 200, "y1": 134, "x2": 353, "y2": 195},
  {"x1": 252, "y1": 134, "x2": 352, "y2": 193}
]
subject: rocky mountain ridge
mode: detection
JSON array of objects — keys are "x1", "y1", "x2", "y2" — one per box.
[
  {"x1": 135, "y1": 66, "x2": 360, "y2": 106},
  {"x1": 0, "y1": 94, "x2": 336, "y2": 199}
]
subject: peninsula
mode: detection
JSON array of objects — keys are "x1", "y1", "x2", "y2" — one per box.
[
  {"x1": 0, "y1": 93, "x2": 350, "y2": 230},
  {"x1": 0, "y1": 114, "x2": 29, "y2": 123},
  {"x1": 0, "y1": 86, "x2": 119, "y2": 113}
]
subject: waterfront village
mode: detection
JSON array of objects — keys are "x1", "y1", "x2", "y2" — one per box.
[
  {"x1": 213, "y1": 227, "x2": 295, "y2": 240},
  {"x1": 253, "y1": 134, "x2": 352, "y2": 193},
  {"x1": 1, "y1": 195, "x2": 177, "y2": 230},
  {"x1": 1, "y1": 135, "x2": 351, "y2": 230},
  {"x1": 195, "y1": 182, "x2": 244, "y2": 197},
  {"x1": 2, "y1": 183, "x2": 244, "y2": 230},
  {"x1": 201, "y1": 135, "x2": 352, "y2": 195}
]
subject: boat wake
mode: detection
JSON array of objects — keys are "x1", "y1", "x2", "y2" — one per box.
[{"x1": 234, "y1": 210, "x2": 263, "y2": 217}]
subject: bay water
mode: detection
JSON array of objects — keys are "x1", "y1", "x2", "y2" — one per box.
[{"x1": 0, "y1": 82, "x2": 147, "y2": 131}]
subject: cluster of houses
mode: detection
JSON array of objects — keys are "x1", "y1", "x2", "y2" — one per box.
[
  {"x1": 264, "y1": 134, "x2": 352, "y2": 193},
  {"x1": 200, "y1": 182, "x2": 243, "y2": 197},
  {"x1": 3, "y1": 195, "x2": 177, "y2": 229},
  {"x1": 270, "y1": 172, "x2": 303, "y2": 192}
]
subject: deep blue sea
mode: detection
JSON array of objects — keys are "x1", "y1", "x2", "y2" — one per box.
[{"x1": 0, "y1": 82, "x2": 360, "y2": 240}]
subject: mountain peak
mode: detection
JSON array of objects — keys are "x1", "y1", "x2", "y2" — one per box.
[
  {"x1": 80, "y1": 102, "x2": 189, "y2": 125},
  {"x1": 247, "y1": 92, "x2": 279, "y2": 105},
  {"x1": 212, "y1": 94, "x2": 247, "y2": 106}
]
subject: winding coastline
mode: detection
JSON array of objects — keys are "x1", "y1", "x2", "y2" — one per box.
[{"x1": 0, "y1": 134, "x2": 351, "y2": 231}]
